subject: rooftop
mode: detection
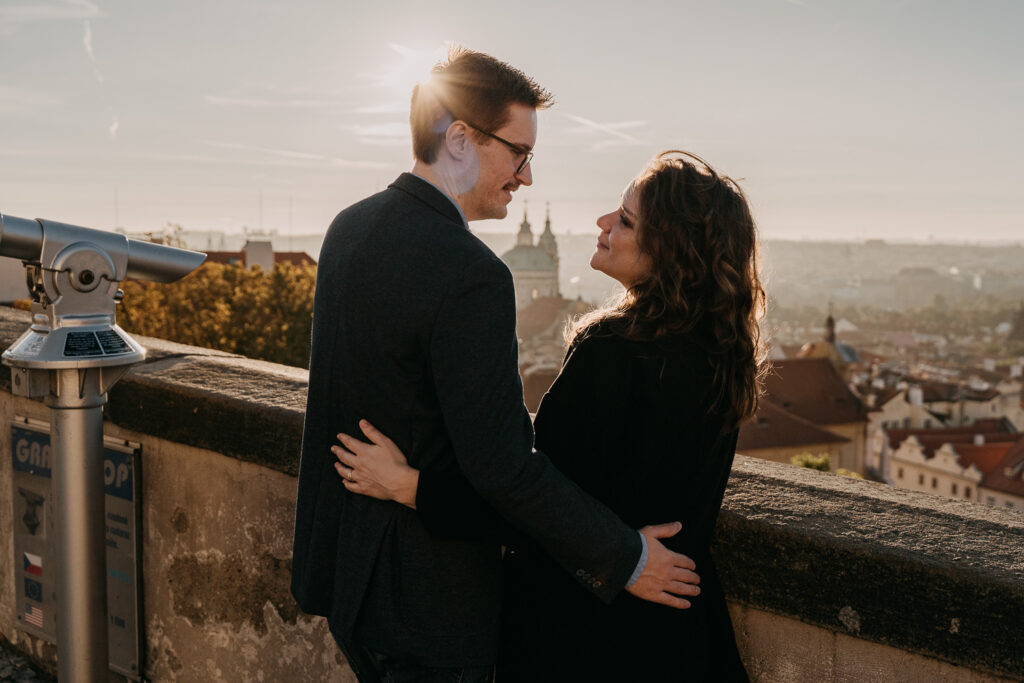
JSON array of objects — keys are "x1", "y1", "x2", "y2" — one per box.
[
  {"x1": 764, "y1": 357, "x2": 868, "y2": 425},
  {"x1": 737, "y1": 399, "x2": 849, "y2": 451}
]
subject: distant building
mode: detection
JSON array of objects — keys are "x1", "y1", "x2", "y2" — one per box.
[
  {"x1": 501, "y1": 204, "x2": 560, "y2": 309},
  {"x1": 762, "y1": 357, "x2": 870, "y2": 474},
  {"x1": 886, "y1": 423, "x2": 1024, "y2": 510},
  {"x1": 205, "y1": 240, "x2": 316, "y2": 270},
  {"x1": 514, "y1": 295, "x2": 592, "y2": 411},
  {"x1": 796, "y1": 307, "x2": 861, "y2": 375},
  {"x1": 980, "y1": 438, "x2": 1024, "y2": 508},
  {"x1": 737, "y1": 400, "x2": 849, "y2": 466}
]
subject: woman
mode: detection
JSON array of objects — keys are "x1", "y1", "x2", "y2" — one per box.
[{"x1": 333, "y1": 151, "x2": 766, "y2": 681}]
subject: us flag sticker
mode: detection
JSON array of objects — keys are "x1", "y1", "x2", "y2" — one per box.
[
  {"x1": 24, "y1": 604, "x2": 43, "y2": 628},
  {"x1": 23, "y1": 552, "x2": 42, "y2": 576}
]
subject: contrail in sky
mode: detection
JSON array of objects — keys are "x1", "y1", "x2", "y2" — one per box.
[
  {"x1": 82, "y1": 18, "x2": 119, "y2": 140},
  {"x1": 563, "y1": 113, "x2": 644, "y2": 143},
  {"x1": 83, "y1": 20, "x2": 103, "y2": 83}
]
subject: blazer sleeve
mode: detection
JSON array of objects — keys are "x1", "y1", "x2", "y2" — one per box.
[
  {"x1": 415, "y1": 330, "x2": 625, "y2": 546},
  {"x1": 415, "y1": 467, "x2": 510, "y2": 543},
  {"x1": 429, "y1": 255, "x2": 641, "y2": 602}
]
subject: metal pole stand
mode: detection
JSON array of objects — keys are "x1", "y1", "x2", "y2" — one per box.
[
  {"x1": 49, "y1": 368, "x2": 125, "y2": 682},
  {"x1": 0, "y1": 214, "x2": 204, "y2": 683}
]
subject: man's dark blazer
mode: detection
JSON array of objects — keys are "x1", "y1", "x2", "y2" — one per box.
[{"x1": 290, "y1": 173, "x2": 642, "y2": 667}]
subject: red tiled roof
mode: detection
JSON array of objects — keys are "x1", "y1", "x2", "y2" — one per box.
[
  {"x1": 517, "y1": 297, "x2": 574, "y2": 340},
  {"x1": 274, "y1": 251, "x2": 317, "y2": 266},
  {"x1": 919, "y1": 381, "x2": 960, "y2": 403},
  {"x1": 886, "y1": 419, "x2": 1016, "y2": 452},
  {"x1": 204, "y1": 250, "x2": 245, "y2": 265},
  {"x1": 961, "y1": 418, "x2": 1016, "y2": 433},
  {"x1": 980, "y1": 436, "x2": 1024, "y2": 498},
  {"x1": 954, "y1": 443, "x2": 1014, "y2": 474},
  {"x1": 201, "y1": 250, "x2": 316, "y2": 267},
  {"x1": 915, "y1": 380, "x2": 1002, "y2": 404},
  {"x1": 737, "y1": 400, "x2": 849, "y2": 451},
  {"x1": 888, "y1": 431, "x2": 1019, "y2": 458},
  {"x1": 962, "y1": 387, "x2": 1001, "y2": 402},
  {"x1": 763, "y1": 358, "x2": 868, "y2": 425}
]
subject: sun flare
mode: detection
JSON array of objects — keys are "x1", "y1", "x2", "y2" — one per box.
[{"x1": 375, "y1": 43, "x2": 446, "y2": 96}]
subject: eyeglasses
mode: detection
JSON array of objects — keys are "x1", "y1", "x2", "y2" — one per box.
[{"x1": 464, "y1": 122, "x2": 534, "y2": 175}]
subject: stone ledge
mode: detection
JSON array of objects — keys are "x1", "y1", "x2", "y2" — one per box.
[
  {"x1": 715, "y1": 456, "x2": 1024, "y2": 680},
  {"x1": 0, "y1": 307, "x2": 307, "y2": 476}
]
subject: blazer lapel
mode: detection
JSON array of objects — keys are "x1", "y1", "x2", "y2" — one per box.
[{"x1": 390, "y1": 173, "x2": 466, "y2": 228}]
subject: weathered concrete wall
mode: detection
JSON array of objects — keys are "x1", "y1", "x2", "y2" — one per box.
[
  {"x1": 712, "y1": 456, "x2": 1023, "y2": 681},
  {"x1": 730, "y1": 604, "x2": 1015, "y2": 683},
  {"x1": 0, "y1": 309, "x2": 350, "y2": 682},
  {"x1": 0, "y1": 307, "x2": 1021, "y2": 682},
  {"x1": 0, "y1": 400, "x2": 352, "y2": 682}
]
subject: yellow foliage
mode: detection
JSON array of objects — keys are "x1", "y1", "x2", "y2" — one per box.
[
  {"x1": 117, "y1": 262, "x2": 316, "y2": 368},
  {"x1": 790, "y1": 452, "x2": 831, "y2": 472}
]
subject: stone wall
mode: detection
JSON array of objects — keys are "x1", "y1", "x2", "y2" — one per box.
[{"x1": 0, "y1": 307, "x2": 1020, "y2": 682}]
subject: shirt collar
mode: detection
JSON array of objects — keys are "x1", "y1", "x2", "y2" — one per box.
[{"x1": 410, "y1": 172, "x2": 468, "y2": 228}]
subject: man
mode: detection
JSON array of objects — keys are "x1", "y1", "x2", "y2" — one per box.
[{"x1": 291, "y1": 47, "x2": 698, "y2": 681}]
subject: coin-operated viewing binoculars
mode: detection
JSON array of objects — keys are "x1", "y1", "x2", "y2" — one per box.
[{"x1": 0, "y1": 213, "x2": 205, "y2": 683}]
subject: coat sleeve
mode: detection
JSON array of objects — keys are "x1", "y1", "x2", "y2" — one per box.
[
  {"x1": 415, "y1": 331, "x2": 625, "y2": 546},
  {"x1": 415, "y1": 466, "x2": 509, "y2": 543},
  {"x1": 428, "y1": 255, "x2": 640, "y2": 602}
]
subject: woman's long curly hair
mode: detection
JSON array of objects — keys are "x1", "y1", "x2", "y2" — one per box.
[{"x1": 569, "y1": 150, "x2": 768, "y2": 431}]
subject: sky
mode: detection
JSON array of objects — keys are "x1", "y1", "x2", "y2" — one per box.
[{"x1": 1, "y1": 0, "x2": 1022, "y2": 243}]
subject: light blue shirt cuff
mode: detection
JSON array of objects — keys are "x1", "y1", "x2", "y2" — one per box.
[{"x1": 625, "y1": 532, "x2": 648, "y2": 588}]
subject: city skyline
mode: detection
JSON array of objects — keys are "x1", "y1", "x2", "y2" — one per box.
[{"x1": 1, "y1": 0, "x2": 1023, "y2": 242}]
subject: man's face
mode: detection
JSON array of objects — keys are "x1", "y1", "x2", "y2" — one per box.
[{"x1": 460, "y1": 103, "x2": 537, "y2": 222}]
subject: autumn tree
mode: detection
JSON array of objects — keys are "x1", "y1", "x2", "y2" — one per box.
[{"x1": 117, "y1": 262, "x2": 316, "y2": 368}]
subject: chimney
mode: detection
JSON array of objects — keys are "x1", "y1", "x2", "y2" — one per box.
[
  {"x1": 908, "y1": 386, "x2": 923, "y2": 406},
  {"x1": 983, "y1": 358, "x2": 996, "y2": 372},
  {"x1": 973, "y1": 434, "x2": 985, "y2": 446},
  {"x1": 242, "y1": 240, "x2": 274, "y2": 271}
]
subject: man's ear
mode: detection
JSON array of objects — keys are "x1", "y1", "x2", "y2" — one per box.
[{"x1": 445, "y1": 121, "x2": 472, "y2": 161}]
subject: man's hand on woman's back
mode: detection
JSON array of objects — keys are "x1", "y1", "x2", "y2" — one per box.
[{"x1": 626, "y1": 522, "x2": 701, "y2": 609}]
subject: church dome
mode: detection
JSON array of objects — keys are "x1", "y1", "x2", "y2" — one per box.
[{"x1": 501, "y1": 245, "x2": 556, "y2": 272}]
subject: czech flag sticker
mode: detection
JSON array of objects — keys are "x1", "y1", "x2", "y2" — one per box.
[{"x1": 23, "y1": 552, "x2": 42, "y2": 576}]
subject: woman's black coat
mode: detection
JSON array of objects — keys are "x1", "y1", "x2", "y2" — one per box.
[{"x1": 417, "y1": 323, "x2": 749, "y2": 681}]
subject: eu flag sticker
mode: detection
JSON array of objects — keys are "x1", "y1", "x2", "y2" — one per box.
[
  {"x1": 23, "y1": 552, "x2": 42, "y2": 576},
  {"x1": 24, "y1": 577, "x2": 43, "y2": 603}
]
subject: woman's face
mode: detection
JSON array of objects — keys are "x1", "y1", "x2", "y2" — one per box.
[{"x1": 591, "y1": 187, "x2": 653, "y2": 288}]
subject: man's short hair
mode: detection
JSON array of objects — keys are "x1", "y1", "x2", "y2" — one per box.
[{"x1": 410, "y1": 46, "x2": 554, "y2": 164}]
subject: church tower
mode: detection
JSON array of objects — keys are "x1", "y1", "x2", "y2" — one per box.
[
  {"x1": 499, "y1": 201, "x2": 561, "y2": 309},
  {"x1": 537, "y1": 202, "x2": 559, "y2": 276},
  {"x1": 517, "y1": 202, "x2": 534, "y2": 247}
]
